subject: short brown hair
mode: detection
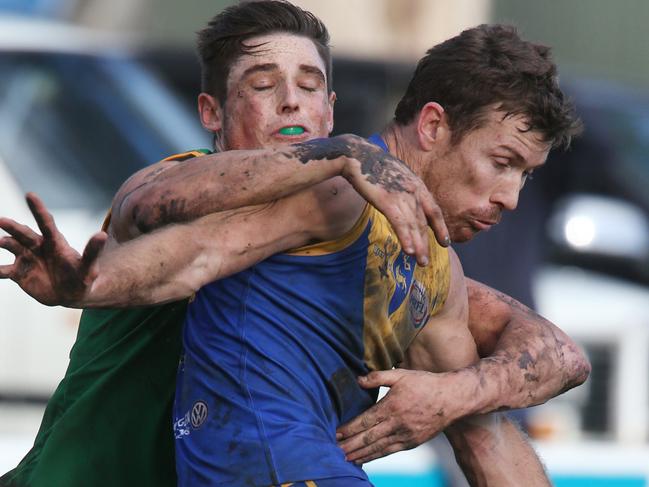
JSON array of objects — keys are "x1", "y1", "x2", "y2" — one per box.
[
  {"x1": 394, "y1": 24, "x2": 581, "y2": 149},
  {"x1": 197, "y1": 0, "x2": 332, "y2": 103}
]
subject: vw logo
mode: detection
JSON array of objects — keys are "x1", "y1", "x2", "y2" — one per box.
[{"x1": 190, "y1": 400, "x2": 209, "y2": 429}]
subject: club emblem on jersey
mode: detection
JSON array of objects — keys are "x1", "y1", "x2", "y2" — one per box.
[
  {"x1": 190, "y1": 400, "x2": 209, "y2": 429},
  {"x1": 409, "y1": 279, "x2": 430, "y2": 328},
  {"x1": 388, "y1": 251, "x2": 416, "y2": 314},
  {"x1": 393, "y1": 253, "x2": 413, "y2": 291}
]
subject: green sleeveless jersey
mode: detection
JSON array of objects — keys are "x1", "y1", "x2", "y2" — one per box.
[
  {"x1": 1, "y1": 149, "x2": 209, "y2": 487},
  {"x1": 1, "y1": 303, "x2": 187, "y2": 487}
]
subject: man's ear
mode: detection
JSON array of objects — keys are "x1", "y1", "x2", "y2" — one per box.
[
  {"x1": 198, "y1": 93, "x2": 223, "y2": 132},
  {"x1": 416, "y1": 102, "x2": 449, "y2": 151},
  {"x1": 327, "y1": 91, "x2": 337, "y2": 134}
]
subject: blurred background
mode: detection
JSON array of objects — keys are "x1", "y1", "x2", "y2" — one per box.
[{"x1": 1, "y1": 0, "x2": 649, "y2": 485}]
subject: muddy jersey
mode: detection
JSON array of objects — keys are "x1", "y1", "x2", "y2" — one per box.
[{"x1": 174, "y1": 137, "x2": 451, "y2": 487}]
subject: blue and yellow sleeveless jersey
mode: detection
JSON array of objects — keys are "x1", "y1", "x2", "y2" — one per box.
[{"x1": 173, "y1": 143, "x2": 451, "y2": 486}]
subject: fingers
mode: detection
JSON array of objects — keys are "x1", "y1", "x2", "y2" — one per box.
[
  {"x1": 0, "y1": 217, "x2": 41, "y2": 249},
  {"x1": 0, "y1": 236, "x2": 22, "y2": 256},
  {"x1": 343, "y1": 430, "x2": 412, "y2": 464},
  {"x1": 338, "y1": 416, "x2": 395, "y2": 457},
  {"x1": 0, "y1": 237, "x2": 20, "y2": 278},
  {"x1": 26, "y1": 192, "x2": 57, "y2": 240},
  {"x1": 357, "y1": 369, "x2": 403, "y2": 389},
  {"x1": 422, "y1": 196, "x2": 450, "y2": 248},
  {"x1": 0, "y1": 237, "x2": 22, "y2": 279},
  {"x1": 337, "y1": 370, "x2": 405, "y2": 441},
  {"x1": 391, "y1": 220, "x2": 415, "y2": 257},
  {"x1": 336, "y1": 397, "x2": 417, "y2": 464},
  {"x1": 336, "y1": 402, "x2": 385, "y2": 443},
  {"x1": 412, "y1": 200, "x2": 430, "y2": 266},
  {"x1": 387, "y1": 203, "x2": 429, "y2": 266},
  {"x1": 0, "y1": 263, "x2": 17, "y2": 279},
  {"x1": 337, "y1": 370, "x2": 414, "y2": 444},
  {"x1": 347, "y1": 438, "x2": 411, "y2": 464},
  {"x1": 80, "y1": 232, "x2": 108, "y2": 272},
  {"x1": 382, "y1": 204, "x2": 413, "y2": 254},
  {"x1": 393, "y1": 202, "x2": 427, "y2": 266}
]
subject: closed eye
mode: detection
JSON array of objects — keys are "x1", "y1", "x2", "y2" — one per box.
[
  {"x1": 493, "y1": 156, "x2": 511, "y2": 167},
  {"x1": 520, "y1": 170, "x2": 535, "y2": 189}
]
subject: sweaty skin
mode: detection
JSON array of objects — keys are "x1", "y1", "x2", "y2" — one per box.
[
  {"x1": 0, "y1": 122, "x2": 588, "y2": 486},
  {"x1": 0, "y1": 122, "x2": 588, "y2": 485},
  {"x1": 0, "y1": 27, "x2": 589, "y2": 486},
  {"x1": 111, "y1": 134, "x2": 446, "y2": 264},
  {"x1": 336, "y1": 277, "x2": 589, "y2": 466},
  {"x1": 0, "y1": 187, "x2": 587, "y2": 487}
]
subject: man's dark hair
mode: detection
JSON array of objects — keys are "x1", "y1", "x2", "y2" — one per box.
[
  {"x1": 394, "y1": 24, "x2": 581, "y2": 149},
  {"x1": 197, "y1": 0, "x2": 332, "y2": 103}
]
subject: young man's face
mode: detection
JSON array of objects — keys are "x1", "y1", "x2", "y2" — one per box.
[
  {"x1": 424, "y1": 108, "x2": 550, "y2": 243},
  {"x1": 212, "y1": 33, "x2": 335, "y2": 150}
]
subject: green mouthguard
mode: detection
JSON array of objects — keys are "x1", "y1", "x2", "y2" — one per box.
[{"x1": 279, "y1": 126, "x2": 304, "y2": 135}]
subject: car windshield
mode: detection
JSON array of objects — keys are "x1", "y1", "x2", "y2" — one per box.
[{"x1": 0, "y1": 52, "x2": 208, "y2": 211}]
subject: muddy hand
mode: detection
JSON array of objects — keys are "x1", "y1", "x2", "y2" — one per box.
[
  {"x1": 0, "y1": 193, "x2": 107, "y2": 306},
  {"x1": 336, "y1": 369, "x2": 455, "y2": 464}
]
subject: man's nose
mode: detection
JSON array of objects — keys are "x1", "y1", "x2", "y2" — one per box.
[
  {"x1": 278, "y1": 84, "x2": 299, "y2": 113},
  {"x1": 491, "y1": 179, "x2": 520, "y2": 211}
]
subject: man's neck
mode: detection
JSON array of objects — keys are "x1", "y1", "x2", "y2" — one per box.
[{"x1": 379, "y1": 121, "x2": 427, "y2": 178}]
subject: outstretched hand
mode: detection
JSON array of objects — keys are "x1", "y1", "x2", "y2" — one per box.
[
  {"x1": 336, "y1": 369, "x2": 458, "y2": 464},
  {"x1": 0, "y1": 192, "x2": 107, "y2": 307},
  {"x1": 338, "y1": 135, "x2": 450, "y2": 265}
]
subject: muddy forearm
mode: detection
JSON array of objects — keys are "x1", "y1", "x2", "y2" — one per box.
[
  {"x1": 77, "y1": 198, "x2": 315, "y2": 308},
  {"x1": 465, "y1": 279, "x2": 590, "y2": 413},
  {"x1": 113, "y1": 147, "x2": 345, "y2": 238},
  {"x1": 450, "y1": 327, "x2": 589, "y2": 416},
  {"x1": 75, "y1": 223, "x2": 219, "y2": 308},
  {"x1": 112, "y1": 134, "x2": 414, "y2": 241},
  {"x1": 484, "y1": 311, "x2": 590, "y2": 409}
]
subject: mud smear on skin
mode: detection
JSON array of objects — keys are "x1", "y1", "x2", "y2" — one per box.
[
  {"x1": 291, "y1": 137, "x2": 415, "y2": 193},
  {"x1": 518, "y1": 350, "x2": 534, "y2": 370}
]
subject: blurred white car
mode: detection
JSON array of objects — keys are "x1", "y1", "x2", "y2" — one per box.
[{"x1": 0, "y1": 14, "x2": 209, "y2": 398}]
